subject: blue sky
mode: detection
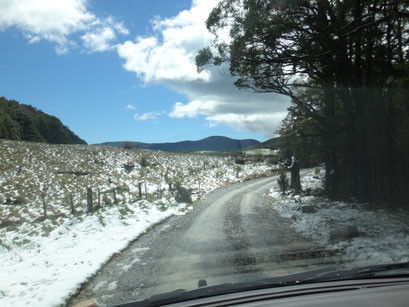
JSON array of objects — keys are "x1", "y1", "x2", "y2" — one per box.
[{"x1": 0, "y1": 0, "x2": 289, "y2": 144}]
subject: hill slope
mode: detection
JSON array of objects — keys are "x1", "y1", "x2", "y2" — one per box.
[
  {"x1": 97, "y1": 136, "x2": 260, "y2": 152},
  {"x1": 245, "y1": 137, "x2": 280, "y2": 150},
  {"x1": 0, "y1": 96, "x2": 86, "y2": 144}
]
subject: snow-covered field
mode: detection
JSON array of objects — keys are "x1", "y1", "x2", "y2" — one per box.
[
  {"x1": 269, "y1": 167, "x2": 409, "y2": 268},
  {"x1": 0, "y1": 140, "x2": 276, "y2": 307}
]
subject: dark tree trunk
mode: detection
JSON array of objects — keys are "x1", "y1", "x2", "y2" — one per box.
[{"x1": 290, "y1": 160, "x2": 302, "y2": 193}]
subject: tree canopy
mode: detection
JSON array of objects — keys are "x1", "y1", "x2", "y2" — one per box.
[
  {"x1": 197, "y1": 0, "x2": 409, "y2": 204},
  {"x1": 0, "y1": 97, "x2": 87, "y2": 145}
]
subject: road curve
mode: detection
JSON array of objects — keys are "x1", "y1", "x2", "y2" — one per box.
[{"x1": 70, "y1": 175, "x2": 332, "y2": 306}]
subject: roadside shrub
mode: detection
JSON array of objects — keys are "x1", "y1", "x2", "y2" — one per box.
[
  {"x1": 266, "y1": 155, "x2": 279, "y2": 165},
  {"x1": 175, "y1": 186, "x2": 192, "y2": 203},
  {"x1": 277, "y1": 171, "x2": 289, "y2": 195}
]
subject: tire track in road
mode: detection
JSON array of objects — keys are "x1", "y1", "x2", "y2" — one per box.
[{"x1": 222, "y1": 191, "x2": 261, "y2": 276}]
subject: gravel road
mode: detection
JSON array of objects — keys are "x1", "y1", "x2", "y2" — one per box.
[{"x1": 69, "y1": 175, "x2": 335, "y2": 306}]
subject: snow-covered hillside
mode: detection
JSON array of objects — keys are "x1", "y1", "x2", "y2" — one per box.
[{"x1": 0, "y1": 140, "x2": 277, "y2": 307}]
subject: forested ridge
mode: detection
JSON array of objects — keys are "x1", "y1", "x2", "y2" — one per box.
[
  {"x1": 0, "y1": 97, "x2": 86, "y2": 145},
  {"x1": 197, "y1": 0, "x2": 409, "y2": 204},
  {"x1": 97, "y1": 136, "x2": 259, "y2": 152}
]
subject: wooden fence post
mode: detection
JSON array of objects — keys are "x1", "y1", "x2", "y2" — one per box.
[
  {"x1": 41, "y1": 192, "x2": 47, "y2": 218},
  {"x1": 97, "y1": 188, "x2": 101, "y2": 208},
  {"x1": 138, "y1": 183, "x2": 142, "y2": 200},
  {"x1": 87, "y1": 187, "x2": 93, "y2": 212},
  {"x1": 157, "y1": 185, "x2": 161, "y2": 198},
  {"x1": 70, "y1": 192, "x2": 75, "y2": 214},
  {"x1": 113, "y1": 188, "x2": 118, "y2": 205}
]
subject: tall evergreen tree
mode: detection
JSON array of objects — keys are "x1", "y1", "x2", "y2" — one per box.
[{"x1": 197, "y1": 0, "x2": 409, "y2": 203}]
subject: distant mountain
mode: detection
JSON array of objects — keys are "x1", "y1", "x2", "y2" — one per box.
[
  {"x1": 244, "y1": 137, "x2": 280, "y2": 150},
  {"x1": 97, "y1": 136, "x2": 260, "y2": 152},
  {"x1": 0, "y1": 96, "x2": 86, "y2": 145}
]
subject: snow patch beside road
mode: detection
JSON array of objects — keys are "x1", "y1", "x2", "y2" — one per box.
[
  {"x1": 269, "y1": 168, "x2": 409, "y2": 268},
  {"x1": 0, "y1": 203, "x2": 180, "y2": 307}
]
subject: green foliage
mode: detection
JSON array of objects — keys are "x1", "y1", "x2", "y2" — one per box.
[
  {"x1": 195, "y1": 47, "x2": 213, "y2": 73},
  {"x1": 277, "y1": 111, "x2": 323, "y2": 168},
  {"x1": 0, "y1": 108, "x2": 20, "y2": 139},
  {"x1": 0, "y1": 97, "x2": 86, "y2": 144}
]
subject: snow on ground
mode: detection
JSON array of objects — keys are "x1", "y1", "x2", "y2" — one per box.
[
  {"x1": 243, "y1": 148, "x2": 279, "y2": 156},
  {"x1": 0, "y1": 140, "x2": 277, "y2": 307},
  {"x1": 0, "y1": 203, "x2": 180, "y2": 307},
  {"x1": 269, "y1": 167, "x2": 409, "y2": 268}
]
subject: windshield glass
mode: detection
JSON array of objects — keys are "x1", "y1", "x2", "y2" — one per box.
[{"x1": 0, "y1": 0, "x2": 408, "y2": 306}]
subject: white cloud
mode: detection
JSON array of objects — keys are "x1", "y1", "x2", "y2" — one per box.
[
  {"x1": 117, "y1": 0, "x2": 214, "y2": 83},
  {"x1": 0, "y1": 0, "x2": 128, "y2": 54},
  {"x1": 27, "y1": 34, "x2": 40, "y2": 44},
  {"x1": 133, "y1": 111, "x2": 164, "y2": 121},
  {"x1": 81, "y1": 16, "x2": 129, "y2": 53},
  {"x1": 169, "y1": 100, "x2": 218, "y2": 118},
  {"x1": 126, "y1": 104, "x2": 136, "y2": 110},
  {"x1": 117, "y1": 0, "x2": 290, "y2": 137},
  {"x1": 118, "y1": 37, "x2": 159, "y2": 79},
  {"x1": 206, "y1": 113, "x2": 288, "y2": 134},
  {"x1": 81, "y1": 27, "x2": 115, "y2": 52}
]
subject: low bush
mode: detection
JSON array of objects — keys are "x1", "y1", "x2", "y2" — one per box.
[
  {"x1": 139, "y1": 156, "x2": 149, "y2": 168},
  {"x1": 175, "y1": 186, "x2": 192, "y2": 203},
  {"x1": 277, "y1": 171, "x2": 289, "y2": 195}
]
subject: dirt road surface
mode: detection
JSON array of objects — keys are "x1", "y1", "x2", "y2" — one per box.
[{"x1": 70, "y1": 175, "x2": 336, "y2": 306}]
